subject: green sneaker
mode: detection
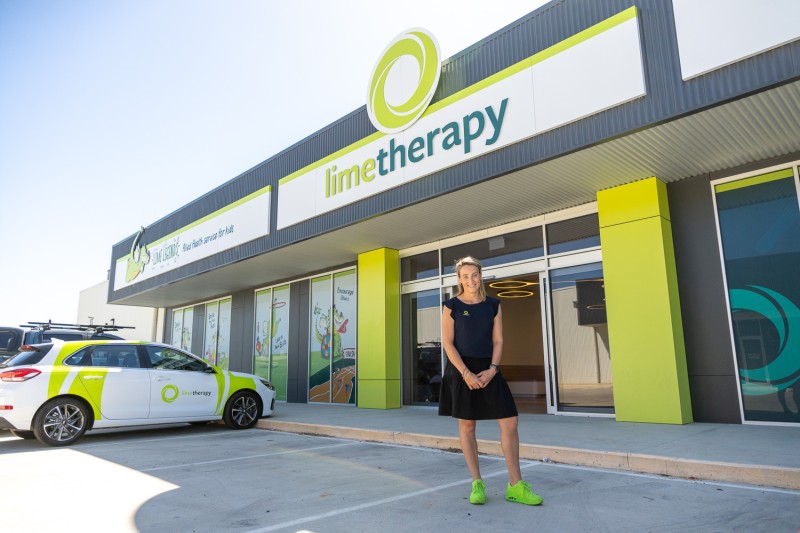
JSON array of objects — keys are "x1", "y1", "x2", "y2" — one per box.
[
  {"x1": 505, "y1": 480, "x2": 543, "y2": 506},
  {"x1": 469, "y1": 479, "x2": 486, "y2": 505}
]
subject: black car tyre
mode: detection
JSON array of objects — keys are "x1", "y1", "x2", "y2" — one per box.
[
  {"x1": 10, "y1": 430, "x2": 35, "y2": 439},
  {"x1": 223, "y1": 390, "x2": 260, "y2": 430},
  {"x1": 32, "y1": 397, "x2": 89, "y2": 446}
]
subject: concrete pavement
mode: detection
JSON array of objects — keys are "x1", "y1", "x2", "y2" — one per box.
[
  {"x1": 6, "y1": 426, "x2": 798, "y2": 532},
  {"x1": 257, "y1": 402, "x2": 800, "y2": 490}
]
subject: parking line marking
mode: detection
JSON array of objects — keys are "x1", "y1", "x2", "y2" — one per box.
[
  {"x1": 141, "y1": 441, "x2": 361, "y2": 472},
  {"x1": 244, "y1": 463, "x2": 539, "y2": 533}
]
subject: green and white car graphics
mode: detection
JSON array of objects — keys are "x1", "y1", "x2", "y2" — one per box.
[{"x1": 0, "y1": 339, "x2": 275, "y2": 446}]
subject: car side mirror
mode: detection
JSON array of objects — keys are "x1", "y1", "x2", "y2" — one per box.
[{"x1": 204, "y1": 365, "x2": 216, "y2": 374}]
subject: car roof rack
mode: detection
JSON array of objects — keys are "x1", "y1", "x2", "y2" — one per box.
[{"x1": 21, "y1": 321, "x2": 136, "y2": 334}]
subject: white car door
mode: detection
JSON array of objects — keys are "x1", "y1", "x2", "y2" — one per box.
[
  {"x1": 73, "y1": 345, "x2": 150, "y2": 420},
  {"x1": 144, "y1": 346, "x2": 221, "y2": 419}
]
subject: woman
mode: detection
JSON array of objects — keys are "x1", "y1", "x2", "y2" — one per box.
[{"x1": 439, "y1": 256, "x2": 543, "y2": 506}]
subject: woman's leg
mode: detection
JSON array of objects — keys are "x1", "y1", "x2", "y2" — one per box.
[
  {"x1": 498, "y1": 416, "x2": 521, "y2": 484},
  {"x1": 458, "y1": 418, "x2": 481, "y2": 480}
]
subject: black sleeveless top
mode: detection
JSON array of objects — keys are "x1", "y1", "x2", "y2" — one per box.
[{"x1": 443, "y1": 296, "x2": 500, "y2": 359}]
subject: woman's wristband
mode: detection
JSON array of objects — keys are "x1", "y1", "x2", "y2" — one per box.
[{"x1": 461, "y1": 367, "x2": 469, "y2": 378}]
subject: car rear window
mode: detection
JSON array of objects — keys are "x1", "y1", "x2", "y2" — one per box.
[
  {"x1": 0, "y1": 330, "x2": 22, "y2": 352},
  {"x1": 2, "y1": 344, "x2": 52, "y2": 367}
]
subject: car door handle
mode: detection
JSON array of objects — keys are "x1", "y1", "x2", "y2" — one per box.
[
  {"x1": 155, "y1": 377, "x2": 170, "y2": 381},
  {"x1": 83, "y1": 375, "x2": 104, "y2": 380}
]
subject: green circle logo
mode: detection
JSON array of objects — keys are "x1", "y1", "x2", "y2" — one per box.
[
  {"x1": 367, "y1": 28, "x2": 441, "y2": 134},
  {"x1": 161, "y1": 385, "x2": 179, "y2": 403}
]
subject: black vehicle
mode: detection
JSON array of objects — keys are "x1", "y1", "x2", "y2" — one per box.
[
  {"x1": 417, "y1": 341, "x2": 442, "y2": 403},
  {"x1": 0, "y1": 322, "x2": 134, "y2": 362}
]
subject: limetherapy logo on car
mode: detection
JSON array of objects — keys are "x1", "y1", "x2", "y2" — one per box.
[
  {"x1": 366, "y1": 28, "x2": 441, "y2": 134},
  {"x1": 161, "y1": 385, "x2": 213, "y2": 403}
]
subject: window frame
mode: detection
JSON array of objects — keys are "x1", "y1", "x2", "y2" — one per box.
[{"x1": 710, "y1": 160, "x2": 800, "y2": 426}]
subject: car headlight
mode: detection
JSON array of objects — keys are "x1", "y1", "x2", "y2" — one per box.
[{"x1": 259, "y1": 379, "x2": 275, "y2": 391}]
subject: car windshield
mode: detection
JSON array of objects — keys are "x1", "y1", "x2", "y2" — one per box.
[{"x1": 1, "y1": 344, "x2": 52, "y2": 367}]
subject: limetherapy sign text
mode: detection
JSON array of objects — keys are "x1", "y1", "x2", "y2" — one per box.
[
  {"x1": 277, "y1": 7, "x2": 645, "y2": 229},
  {"x1": 114, "y1": 186, "x2": 271, "y2": 291}
]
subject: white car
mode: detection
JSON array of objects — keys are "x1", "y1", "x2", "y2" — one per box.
[{"x1": 0, "y1": 339, "x2": 276, "y2": 446}]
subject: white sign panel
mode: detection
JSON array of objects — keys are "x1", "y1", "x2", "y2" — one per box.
[
  {"x1": 277, "y1": 7, "x2": 645, "y2": 229},
  {"x1": 114, "y1": 185, "x2": 271, "y2": 291},
  {"x1": 673, "y1": 0, "x2": 800, "y2": 80}
]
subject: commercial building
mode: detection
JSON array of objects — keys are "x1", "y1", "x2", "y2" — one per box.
[
  {"x1": 77, "y1": 280, "x2": 164, "y2": 341},
  {"x1": 108, "y1": 0, "x2": 800, "y2": 425}
]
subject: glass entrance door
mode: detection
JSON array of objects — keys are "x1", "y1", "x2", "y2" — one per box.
[
  {"x1": 484, "y1": 273, "x2": 548, "y2": 414},
  {"x1": 402, "y1": 263, "x2": 613, "y2": 415},
  {"x1": 438, "y1": 268, "x2": 549, "y2": 414},
  {"x1": 401, "y1": 269, "x2": 550, "y2": 413},
  {"x1": 547, "y1": 262, "x2": 614, "y2": 414}
]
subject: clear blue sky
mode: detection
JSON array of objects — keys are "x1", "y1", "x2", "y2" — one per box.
[{"x1": 0, "y1": 0, "x2": 546, "y2": 326}]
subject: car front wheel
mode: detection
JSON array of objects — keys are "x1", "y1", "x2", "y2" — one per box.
[
  {"x1": 223, "y1": 390, "x2": 260, "y2": 430},
  {"x1": 33, "y1": 398, "x2": 89, "y2": 446}
]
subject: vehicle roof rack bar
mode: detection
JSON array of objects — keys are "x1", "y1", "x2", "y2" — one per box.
[{"x1": 22, "y1": 321, "x2": 136, "y2": 332}]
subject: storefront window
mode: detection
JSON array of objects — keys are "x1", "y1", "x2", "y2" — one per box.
[
  {"x1": 546, "y1": 214, "x2": 600, "y2": 255},
  {"x1": 217, "y1": 299, "x2": 231, "y2": 370},
  {"x1": 401, "y1": 289, "x2": 442, "y2": 404},
  {"x1": 171, "y1": 307, "x2": 193, "y2": 351},
  {"x1": 254, "y1": 290, "x2": 271, "y2": 374},
  {"x1": 308, "y1": 270, "x2": 357, "y2": 404},
  {"x1": 309, "y1": 275, "x2": 332, "y2": 402},
  {"x1": 172, "y1": 312, "x2": 182, "y2": 349},
  {"x1": 401, "y1": 250, "x2": 439, "y2": 281},
  {"x1": 549, "y1": 262, "x2": 613, "y2": 412},
  {"x1": 203, "y1": 297, "x2": 231, "y2": 369},
  {"x1": 332, "y1": 270, "x2": 357, "y2": 404},
  {"x1": 270, "y1": 285, "x2": 290, "y2": 401},
  {"x1": 254, "y1": 285, "x2": 290, "y2": 401},
  {"x1": 442, "y1": 227, "x2": 544, "y2": 275},
  {"x1": 715, "y1": 168, "x2": 800, "y2": 423}
]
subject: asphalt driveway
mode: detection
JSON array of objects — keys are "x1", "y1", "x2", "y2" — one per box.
[{"x1": 0, "y1": 425, "x2": 798, "y2": 532}]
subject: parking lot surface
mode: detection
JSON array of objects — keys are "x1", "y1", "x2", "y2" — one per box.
[{"x1": 1, "y1": 425, "x2": 798, "y2": 532}]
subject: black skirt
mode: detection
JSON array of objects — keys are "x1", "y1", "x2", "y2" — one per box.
[{"x1": 438, "y1": 356, "x2": 518, "y2": 420}]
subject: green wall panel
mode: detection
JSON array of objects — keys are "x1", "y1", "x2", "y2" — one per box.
[
  {"x1": 357, "y1": 248, "x2": 401, "y2": 409},
  {"x1": 358, "y1": 379, "x2": 401, "y2": 410},
  {"x1": 598, "y1": 177, "x2": 693, "y2": 424}
]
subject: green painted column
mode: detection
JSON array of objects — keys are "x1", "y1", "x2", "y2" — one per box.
[
  {"x1": 357, "y1": 248, "x2": 401, "y2": 409},
  {"x1": 597, "y1": 177, "x2": 693, "y2": 424}
]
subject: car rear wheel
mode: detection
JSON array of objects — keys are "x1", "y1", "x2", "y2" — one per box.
[
  {"x1": 223, "y1": 390, "x2": 260, "y2": 429},
  {"x1": 10, "y1": 430, "x2": 35, "y2": 439},
  {"x1": 33, "y1": 398, "x2": 89, "y2": 446}
]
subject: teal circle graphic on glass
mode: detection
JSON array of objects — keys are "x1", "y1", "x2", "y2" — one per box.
[
  {"x1": 161, "y1": 384, "x2": 180, "y2": 403},
  {"x1": 730, "y1": 285, "x2": 800, "y2": 395},
  {"x1": 366, "y1": 28, "x2": 441, "y2": 134}
]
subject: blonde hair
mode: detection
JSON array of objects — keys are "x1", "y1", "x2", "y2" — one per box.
[{"x1": 454, "y1": 256, "x2": 486, "y2": 301}]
